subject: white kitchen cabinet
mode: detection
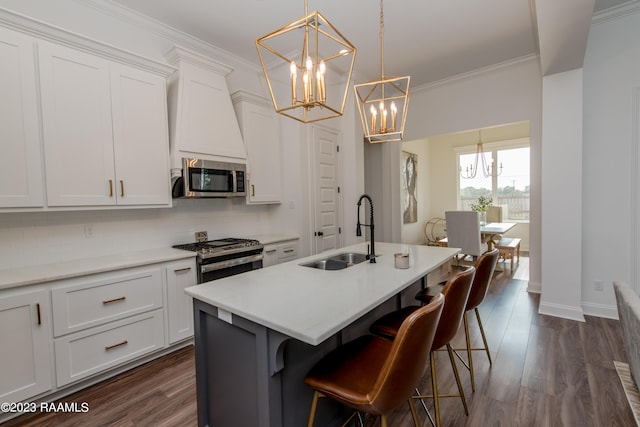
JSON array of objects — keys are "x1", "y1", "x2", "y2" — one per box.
[
  {"x1": 166, "y1": 47, "x2": 246, "y2": 171},
  {"x1": 262, "y1": 239, "x2": 299, "y2": 267},
  {"x1": 54, "y1": 309, "x2": 165, "y2": 387},
  {"x1": 51, "y1": 267, "x2": 164, "y2": 337},
  {"x1": 0, "y1": 289, "x2": 53, "y2": 403},
  {"x1": 51, "y1": 265, "x2": 166, "y2": 387},
  {"x1": 110, "y1": 63, "x2": 171, "y2": 206},
  {"x1": 232, "y1": 90, "x2": 282, "y2": 204},
  {"x1": 39, "y1": 41, "x2": 171, "y2": 207},
  {"x1": 0, "y1": 28, "x2": 44, "y2": 208},
  {"x1": 165, "y1": 259, "x2": 197, "y2": 344}
]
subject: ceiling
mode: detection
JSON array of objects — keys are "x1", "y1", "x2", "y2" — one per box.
[{"x1": 111, "y1": 0, "x2": 631, "y2": 87}]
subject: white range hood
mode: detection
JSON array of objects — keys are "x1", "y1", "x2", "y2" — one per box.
[{"x1": 165, "y1": 46, "x2": 247, "y2": 176}]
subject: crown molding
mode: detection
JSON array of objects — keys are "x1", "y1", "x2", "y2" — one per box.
[
  {"x1": 592, "y1": 0, "x2": 640, "y2": 25},
  {"x1": 75, "y1": 0, "x2": 261, "y2": 74},
  {"x1": 412, "y1": 54, "x2": 539, "y2": 94},
  {"x1": 0, "y1": 6, "x2": 175, "y2": 75}
]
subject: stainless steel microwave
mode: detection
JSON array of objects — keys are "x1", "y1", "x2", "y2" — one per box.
[{"x1": 172, "y1": 158, "x2": 246, "y2": 198}]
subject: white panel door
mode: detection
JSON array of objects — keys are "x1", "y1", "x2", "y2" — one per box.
[
  {"x1": 0, "y1": 289, "x2": 52, "y2": 403},
  {"x1": 0, "y1": 28, "x2": 44, "y2": 208},
  {"x1": 312, "y1": 126, "x2": 342, "y2": 253},
  {"x1": 39, "y1": 41, "x2": 115, "y2": 206},
  {"x1": 110, "y1": 63, "x2": 171, "y2": 206}
]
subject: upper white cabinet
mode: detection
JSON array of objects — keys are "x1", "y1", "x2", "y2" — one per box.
[
  {"x1": 165, "y1": 47, "x2": 247, "y2": 174},
  {"x1": 39, "y1": 42, "x2": 171, "y2": 207},
  {"x1": 0, "y1": 27, "x2": 44, "y2": 208},
  {"x1": 0, "y1": 288, "x2": 53, "y2": 403},
  {"x1": 232, "y1": 90, "x2": 282, "y2": 204}
]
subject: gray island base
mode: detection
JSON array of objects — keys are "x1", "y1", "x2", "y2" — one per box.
[{"x1": 185, "y1": 242, "x2": 460, "y2": 426}]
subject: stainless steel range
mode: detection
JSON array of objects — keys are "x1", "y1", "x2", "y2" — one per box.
[{"x1": 173, "y1": 236, "x2": 263, "y2": 283}]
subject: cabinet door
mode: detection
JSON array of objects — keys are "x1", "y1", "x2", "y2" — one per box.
[
  {"x1": 177, "y1": 63, "x2": 246, "y2": 159},
  {"x1": 0, "y1": 289, "x2": 53, "y2": 403},
  {"x1": 0, "y1": 28, "x2": 44, "y2": 208},
  {"x1": 110, "y1": 63, "x2": 171, "y2": 206},
  {"x1": 39, "y1": 41, "x2": 115, "y2": 206},
  {"x1": 242, "y1": 102, "x2": 282, "y2": 204},
  {"x1": 262, "y1": 245, "x2": 279, "y2": 267},
  {"x1": 166, "y1": 260, "x2": 197, "y2": 343}
]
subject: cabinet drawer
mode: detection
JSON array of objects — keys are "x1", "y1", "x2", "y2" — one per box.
[
  {"x1": 54, "y1": 309, "x2": 165, "y2": 387},
  {"x1": 52, "y1": 267, "x2": 163, "y2": 337},
  {"x1": 278, "y1": 242, "x2": 298, "y2": 262}
]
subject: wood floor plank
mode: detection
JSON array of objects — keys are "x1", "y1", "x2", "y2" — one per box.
[{"x1": 5, "y1": 257, "x2": 636, "y2": 427}]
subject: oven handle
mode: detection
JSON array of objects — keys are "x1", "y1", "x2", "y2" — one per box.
[{"x1": 201, "y1": 254, "x2": 264, "y2": 273}]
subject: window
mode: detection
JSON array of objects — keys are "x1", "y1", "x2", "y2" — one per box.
[{"x1": 458, "y1": 144, "x2": 530, "y2": 221}]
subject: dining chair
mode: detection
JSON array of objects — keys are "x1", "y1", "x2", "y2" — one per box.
[
  {"x1": 369, "y1": 267, "x2": 476, "y2": 427},
  {"x1": 304, "y1": 293, "x2": 445, "y2": 427},
  {"x1": 415, "y1": 248, "x2": 499, "y2": 391},
  {"x1": 445, "y1": 211, "x2": 484, "y2": 263}
]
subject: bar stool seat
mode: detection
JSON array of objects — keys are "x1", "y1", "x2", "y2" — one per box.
[{"x1": 304, "y1": 294, "x2": 445, "y2": 427}]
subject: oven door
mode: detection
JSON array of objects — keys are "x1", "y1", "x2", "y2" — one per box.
[{"x1": 199, "y1": 253, "x2": 263, "y2": 283}]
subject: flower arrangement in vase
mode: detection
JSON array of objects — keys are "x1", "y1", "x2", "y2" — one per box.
[{"x1": 470, "y1": 196, "x2": 493, "y2": 225}]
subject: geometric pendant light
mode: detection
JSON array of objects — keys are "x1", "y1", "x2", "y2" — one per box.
[
  {"x1": 354, "y1": 0, "x2": 410, "y2": 143},
  {"x1": 256, "y1": 0, "x2": 357, "y2": 123}
]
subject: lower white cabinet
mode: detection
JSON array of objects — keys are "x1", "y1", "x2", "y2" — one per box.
[
  {"x1": 0, "y1": 289, "x2": 53, "y2": 403},
  {"x1": 51, "y1": 267, "x2": 164, "y2": 337},
  {"x1": 54, "y1": 309, "x2": 165, "y2": 387},
  {"x1": 263, "y1": 239, "x2": 299, "y2": 267},
  {"x1": 165, "y1": 259, "x2": 197, "y2": 344}
]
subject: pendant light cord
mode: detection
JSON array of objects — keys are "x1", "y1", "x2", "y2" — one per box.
[{"x1": 380, "y1": 0, "x2": 385, "y2": 78}]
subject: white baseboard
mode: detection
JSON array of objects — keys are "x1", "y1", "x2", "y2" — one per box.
[
  {"x1": 527, "y1": 281, "x2": 541, "y2": 293},
  {"x1": 582, "y1": 301, "x2": 619, "y2": 319},
  {"x1": 538, "y1": 301, "x2": 586, "y2": 322}
]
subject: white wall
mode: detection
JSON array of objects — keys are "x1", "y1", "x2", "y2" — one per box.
[
  {"x1": 540, "y1": 69, "x2": 584, "y2": 321},
  {"x1": 0, "y1": 1, "x2": 366, "y2": 268},
  {"x1": 581, "y1": 8, "x2": 640, "y2": 317}
]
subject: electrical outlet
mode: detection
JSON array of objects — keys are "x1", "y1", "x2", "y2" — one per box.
[
  {"x1": 594, "y1": 280, "x2": 604, "y2": 292},
  {"x1": 195, "y1": 231, "x2": 208, "y2": 242},
  {"x1": 84, "y1": 224, "x2": 94, "y2": 239}
]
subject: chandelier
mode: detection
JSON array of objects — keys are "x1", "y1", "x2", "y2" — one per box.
[
  {"x1": 460, "y1": 130, "x2": 503, "y2": 179},
  {"x1": 354, "y1": 0, "x2": 410, "y2": 143},
  {"x1": 256, "y1": 0, "x2": 356, "y2": 123}
]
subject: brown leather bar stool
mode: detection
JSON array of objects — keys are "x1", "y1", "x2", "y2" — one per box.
[
  {"x1": 369, "y1": 267, "x2": 475, "y2": 427},
  {"x1": 415, "y1": 249, "x2": 499, "y2": 391},
  {"x1": 304, "y1": 294, "x2": 445, "y2": 427}
]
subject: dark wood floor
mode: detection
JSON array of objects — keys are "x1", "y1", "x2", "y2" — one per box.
[{"x1": 5, "y1": 257, "x2": 636, "y2": 426}]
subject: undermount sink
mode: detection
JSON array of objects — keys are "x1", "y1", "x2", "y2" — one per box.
[{"x1": 301, "y1": 252, "x2": 369, "y2": 270}]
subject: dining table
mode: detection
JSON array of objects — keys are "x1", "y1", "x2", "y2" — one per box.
[{"x1": 480, "y1": 222, "x2": 517, "y2": 250}]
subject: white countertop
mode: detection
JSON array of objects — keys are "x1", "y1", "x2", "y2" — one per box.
[
  {"x1": 185, "y1": 242, "x2": 459, "y2": 346},
  {"x1": 247, "y1": 233, "x2": 299, "y2": 245},
  {"x1": 0, "y1": 248, "x2": 196, "y2": 290}
]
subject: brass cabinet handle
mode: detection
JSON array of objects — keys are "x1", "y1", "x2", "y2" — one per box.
[
  {"x1": 103, "y1": 296, "x2": 126, "y2": 305},
  {"x1": 105, "y1": 340, "x2": 128, "y2": 351},
  {"x1": 173, "y1": 267, "x2": 192, "y2": 273},
  {"x1": 265, "y1": 249, "x2": 277, "y2": 254},
  {"x1": 283, "y1": 249, "x2": 295, "y2": 253},
  {"x1": 120, "y1": 180, "x2": 124, "y2": 197},
  {"x1": 251, "y1": 184, "x2": 255, "y2": 197},
  {"x1": 36, "y1": 303, "x2": 41, "y2": 325},
  {"x1": 109, "y1": 180, "x2": 113, "y2": 197}
]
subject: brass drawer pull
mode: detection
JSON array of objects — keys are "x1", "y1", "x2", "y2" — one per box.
[
  {"x1": 283, "y1": 249, "x2": 295, "y2": 253},
  {"x1": 103, "y1": 296, "x2": 126, "y2": 305},
  {"x1": 265, "y1": 249, "x2": 277, "y2": 254},
  {"x1": 251, "y1": 184, "x2": 255, "y2": 197},
  {"x1": 173, "y1": 267, "x2": 192, "y2": 273},
  {"x1": 109, "y1": 180, "x2": 113, "y2": 197},
  {"x1": 120, "y1": 180, "x2": 125, "y2": 197},
  {"x1": 105, "y1": 340, "x2": 128, "y2": 351}
]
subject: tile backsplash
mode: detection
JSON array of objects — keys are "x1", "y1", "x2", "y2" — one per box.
[{"x1": 0, "y1": 199, "x2": 274, "y2": 269}]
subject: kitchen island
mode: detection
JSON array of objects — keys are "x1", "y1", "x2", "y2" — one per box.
[{"x1": 185, "y1": 242, "x2": 459, "y2": 427}]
